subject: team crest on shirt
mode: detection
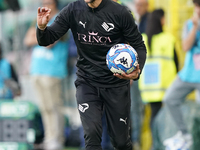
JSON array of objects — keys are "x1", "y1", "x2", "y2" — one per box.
[{"x1": 101, "y1": 22, "x2": 114, "y2": 32}]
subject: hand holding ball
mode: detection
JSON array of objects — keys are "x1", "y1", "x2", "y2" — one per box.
[{"x1": 106, "y1": 43, "x2": 138, "y2": 75}]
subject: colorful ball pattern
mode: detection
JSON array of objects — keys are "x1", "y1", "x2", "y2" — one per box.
[{"x1": 106, "y1": 43, "x2": 138, "y2": 74}]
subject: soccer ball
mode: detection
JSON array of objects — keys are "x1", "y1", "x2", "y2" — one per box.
[{"x1": 106, "y1": 43, "x2": 138, "y2": 74}]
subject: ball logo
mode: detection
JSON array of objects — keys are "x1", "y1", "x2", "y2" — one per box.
[
  {"x1": 117, "y1": 57, "x2": 128, "y2": 67},
  {"x1": 109, "y1": 44, "x2": 126, "y2": 56},
  {"x1": 114, "y1": 52, "x2": 132, "y2": 68},
  {"x1": 112, "y1": 44, "x2": 125, "y2": 49}
]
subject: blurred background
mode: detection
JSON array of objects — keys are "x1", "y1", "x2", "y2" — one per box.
[{"x1": 0, "y1": 0, "x2": 199, "y2": 150}]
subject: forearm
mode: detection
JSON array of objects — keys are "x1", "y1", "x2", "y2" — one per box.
[
  {"x1": 128, "y1": 32, "x2": 147, "y2": 73},
  {"x1": 174, "y1": 48, "x2": 179, "y2": 72},
  {"x1": 182, "y1": 26, "x2": 198, "y2": 52},
  {"x1": 137, "y1": 46, "x2": 146, "y2": 73},
  {"x1": 36, "y1": 22, "x2": 68, "y2": 46},
  {"x1": 24, "y1": 27, "x2": 38, "y2": 47},
  {"x1": 126, "y1": 36, "x2": 147, "y2": 73},
  {"x1": 37, "y1": 27, "x2": 56, "y2": 46},
  {"x1": 24, "y1": 38, "x2": 38, "y2": 47}
]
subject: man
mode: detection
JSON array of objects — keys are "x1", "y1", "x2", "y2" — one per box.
[
  {"x1": 36, "y1": 0, "x2": 146, "y2": 149},
  {"x1": 24, "y1": 0, "x2": 69, "y2": 149},
  {"x1": 163, "y1": 0, "x2": 200, "y2": 149},
  {"x1": 134, "y1": 0, "x2": 149, "y2": 33}
]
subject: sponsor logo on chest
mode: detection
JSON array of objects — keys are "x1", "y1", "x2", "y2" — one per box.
[{"x1": 77, "y1": 20, "x2": 115, "y2": 45}]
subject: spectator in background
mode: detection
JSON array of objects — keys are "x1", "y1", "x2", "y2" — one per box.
[
  {"x1": 0, "y1": 43, "x2": 21, "y2": 99},
  {"x1": 163, "y1": 0, "x2": 200, "y2": 148},
  {"x1": 130, "y1": 0, "x2": 149, "y2": 149},
  {"x1": 23, "y1": 0, "x2": 69, "y2": 149},
  {"x1": 139, "y1": 8, "x2": 178, "y2": 141},
  {"x1": 134, "y1": 0, "x2": 149, "y2": 33}
]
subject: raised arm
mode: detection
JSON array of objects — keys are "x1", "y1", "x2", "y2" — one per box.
[
  {"x1": 36, "y1": 6, "x2": 70, "y2": 46},
  {"x1": 24, "y1": 26, "x2": 38, "y2": 47},
  {"x1": 182, "y1": 13, "x2": 199, "y2": 52}
]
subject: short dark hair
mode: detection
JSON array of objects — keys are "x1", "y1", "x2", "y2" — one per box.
[
  {"x1": 145, "y1": 8, "x2": 165, "y2": 50},
  {"x1": 193, "y1": 0, "x2": 200, "y2": 5}
]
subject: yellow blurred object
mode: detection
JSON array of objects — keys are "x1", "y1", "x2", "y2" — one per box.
[
  {"x1": 140, "y1": 1, "x2": 195, "y2": 150},
  {"x1": 141, "y1": 104, "x2": 152, "y2": 150}
]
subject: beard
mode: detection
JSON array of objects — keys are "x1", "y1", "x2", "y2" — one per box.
[{"x1": 85, "y1": 0, "x2": 95, "y2": 4}]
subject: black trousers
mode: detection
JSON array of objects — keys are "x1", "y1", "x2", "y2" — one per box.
[
  {"x1": 75, "y1": 78, "x2": 132, "y2": 150},
  {"x1": 150, "y1": 101, "x2": 162, "y2": 130}
]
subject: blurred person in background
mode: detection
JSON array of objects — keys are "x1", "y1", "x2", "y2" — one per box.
[
  {"x1": 0, "y1": 43, "x2": 21, "y2": 100},
  {"x1": 134, "y1": 0, "x2": 149, "y2": 33},
  {"x1": 23, "y1": 0, "x2": 69, "y2": 149},
  {"x1": 130, "y1": 0, "x2": 149, "y2": 149},
  {"x1": 163, "y1": 0, "x2": 200, "y2": 148},
  {"x1": 139, "y1": 8, "x2": 178, "y2": 142}
]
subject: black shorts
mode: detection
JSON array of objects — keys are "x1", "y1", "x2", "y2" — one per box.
[{"x1": 75, "y1": 77, "x2": 132, "y2": 150}]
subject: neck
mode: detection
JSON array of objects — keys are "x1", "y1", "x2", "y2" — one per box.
[{"x1": 87, "y1": 0, "x2": 102, "y2": 8}]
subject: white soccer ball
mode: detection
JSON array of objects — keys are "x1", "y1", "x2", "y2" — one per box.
[{"x1": 106, "y1": 43, "x2": 138, "y2": 74}]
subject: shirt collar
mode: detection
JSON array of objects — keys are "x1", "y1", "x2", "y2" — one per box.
[{"x1": 85, "y1": 0, "x2": 108, "y2": 12}]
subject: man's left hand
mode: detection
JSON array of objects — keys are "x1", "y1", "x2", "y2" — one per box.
[{"x1": 114, "y1": 64, "x2": 140, "y2": 80}]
